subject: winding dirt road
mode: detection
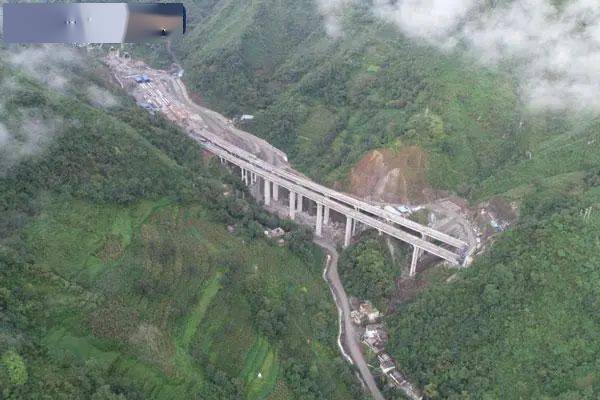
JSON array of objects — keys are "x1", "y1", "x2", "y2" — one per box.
[{"x1": 315, "y1": 237, "x2": 385, "y2": 400}]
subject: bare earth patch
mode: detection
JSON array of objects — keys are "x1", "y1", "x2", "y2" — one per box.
[{"x1": 349, "y1": 146, "x2": 432, "y2": 204}]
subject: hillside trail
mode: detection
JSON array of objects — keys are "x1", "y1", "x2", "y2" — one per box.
[{"x1": 314, "y1": 237, "x2": 386, "y2": 400}]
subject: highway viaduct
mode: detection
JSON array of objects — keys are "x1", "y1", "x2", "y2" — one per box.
[{"x1": 189, "y1": 129, "x2": 467, "y2": 276}]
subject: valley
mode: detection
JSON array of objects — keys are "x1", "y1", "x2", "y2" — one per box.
[
  {"x1": 105, "y1": 52, "x2": 483, "y2": 266},
  {"x1": 2, "y1": 1, "x2": 600, "y2": 399},
  {"x1": 0, "y1": 49, "x2": 364, "y2": 400}
]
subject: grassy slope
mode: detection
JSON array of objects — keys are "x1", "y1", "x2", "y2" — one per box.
[
  {"x1": 26, "y1": 198, "x2": 355, "y2": 399},
  {"x1": 0, "y1": 51, "x2": 362, "y2": 400}
]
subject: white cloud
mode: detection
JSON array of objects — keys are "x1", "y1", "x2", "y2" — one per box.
[
  {"x1": 0, "y1": 123, "x2": 9, "y2": 145},
  {"x1": 317, "y1": 0, "x2": 600, "y2": 112},
  {"x1": 0, "y1": 112, "x2": 58, "y2": 169},
  {"x1": 371, "y1": 0, "x2": 475, "y2": 47},
  {"x1": 87, "y1": 85, "x2": 119, "y2": 109},
  {"x1": 315, "y1": 0, "x2": 352, "y2": 38},
  {"x1": 0, "y1": 116, "x2": 58, "y2": 173},
  {"x1": 0, "y1": 70, "x2": 61, "y2": 172},
  {"x1": 6, "y1": 45, "x2": 82, "y2": 92}
]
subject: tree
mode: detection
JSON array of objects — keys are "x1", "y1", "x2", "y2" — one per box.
[
  {"x1": 424, "y1": 382, "x2": 439, "y2": 399},
  {"x1": 1, "y1": 351, "x2": 28, "y2": 386},
  {"x1": 91, "y1": 385, "x2": 126, "y2": 400}
]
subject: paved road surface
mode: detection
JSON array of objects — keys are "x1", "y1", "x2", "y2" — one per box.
[{"x1": 315, "y1": 237, "x2": 385, "y2": 400}]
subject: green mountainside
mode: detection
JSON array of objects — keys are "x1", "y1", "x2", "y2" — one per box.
[
  {"x1": 2, "y1": 1, "x2": 600, "y2": 399},
  {"x1": 0, "y1": 50, "x2": 362, "y2": 400},
  {"x1": 388, "y1": 184, "x2": 600, "y2": 399},
  {"x1": 136, "y1": 1, "x2": 600, "y2": 398},
  {"x1": 162, "y1": 0, "x2": 600, "y2": 199}
]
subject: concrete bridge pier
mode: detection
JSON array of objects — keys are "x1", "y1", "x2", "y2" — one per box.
[
  {"x1": 241, "y1": 168, "x2": 250, "y2": 186},
  {"x1": 297, "y1": 194, "x2": 303, "y2": 212},
  {"x1": 289, "y1": 191, "x2": 296, "y2": 220},
  {"x1": 410, "y1": 246, "x2": 420, "y2": 277},
  {"x1": 344, "y1": 216, "x2": 353, "y2": 248},
  {"x1": 273, "y1": 183, "x2": 279, "y2": 202},
  {"x1": 264, "y1": 179, "x2": 271, "y2": 206},
  {"x1": 323, "y1": 206, "x2": 330, "y2": 225},
  {"x1": 409, "y1": 234, "x2": 427, "y2": 277},
  {"x1": 316, "y1": 203, "x2": 323, "y2": 237}
]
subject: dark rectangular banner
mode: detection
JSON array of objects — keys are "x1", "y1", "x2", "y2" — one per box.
[{"x1": 3, "y1": 3, "x2": 186, "y2": 43}]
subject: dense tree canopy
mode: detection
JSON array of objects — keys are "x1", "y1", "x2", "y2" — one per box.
[
  {"x1": 339, "y1": 234, "x2": 405, "y2": 310},
  {"x1": 387, "y1": 185, "x2": 600, "y2": 399}
]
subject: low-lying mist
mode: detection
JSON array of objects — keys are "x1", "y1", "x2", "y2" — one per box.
[
  {"x1": 318, "y1": 0, "x2": 600, "y2": 112},
  {"x1": 0, "y1": 45, "x2": 121, "y2": 171}
]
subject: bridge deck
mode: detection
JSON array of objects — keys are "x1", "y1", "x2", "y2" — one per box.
[
  {"x1": 191, "y1": 129, "x2": 466, "y2": 249},
  {"x1": 200, "y1": 139, "x2": 462, "y2": 265}
]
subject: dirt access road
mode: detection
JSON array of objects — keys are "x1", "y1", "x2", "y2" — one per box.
[
  {"x1": 316, "y1": 237, "x2": 385, "y2": 400},
  {"x1": 107, "y1": 54, "x2": 289, "y2": 168},
  {"x1": 169, "y1": 79, "x2": 290, "y2": 168}
]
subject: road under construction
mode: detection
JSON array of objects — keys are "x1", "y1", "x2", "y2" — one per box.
[{"x1": 106, "y1": 53, "x2": 473, "y2": 275}]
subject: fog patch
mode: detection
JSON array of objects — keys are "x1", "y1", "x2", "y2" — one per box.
[
  {"x1": 318, "y1": 0, "x2": 600, "y2": 112},
  {"x1": 0, "y1": 46, "x2": 80, "y2": 172},
  {"x1": 0, "y1": 0, "x2": 5, "y2": 33},
  {"x1": 316, "y1": 0, "x2": 352, "y2": 38},
  {"x1": 6, "y1": 45, "x2": 82, "y2": 92},
  {"x1": 87, "y1": 85, "x2": 119, "y2": 109},
  {"x1": 0, "y1": 112, "x2": 60, "y2": 174},
  {"x1": 0, "y1": 123, "x2": 9, "y2": 145}
]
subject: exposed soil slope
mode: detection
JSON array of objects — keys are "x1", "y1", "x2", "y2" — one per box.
[{"x1": 349, "y1": 146, "x2": 431, "y2": 204}]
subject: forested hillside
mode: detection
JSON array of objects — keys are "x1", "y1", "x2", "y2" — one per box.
[
  {"x1": 133, "y1": 1, "x2": 600, "y2": 398},
  {"x1": 3, "y1": 1, "x2": 600, "y2": 399},
  {"x1": 0, "y1": 48, "x2": 363, "y2": 400},
  {"x1": 388, "y1": 182, "x2": 600, "y2": 399},
  {"x1": 157, "y1": 0, "x2": 600, "y2": 202}
]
